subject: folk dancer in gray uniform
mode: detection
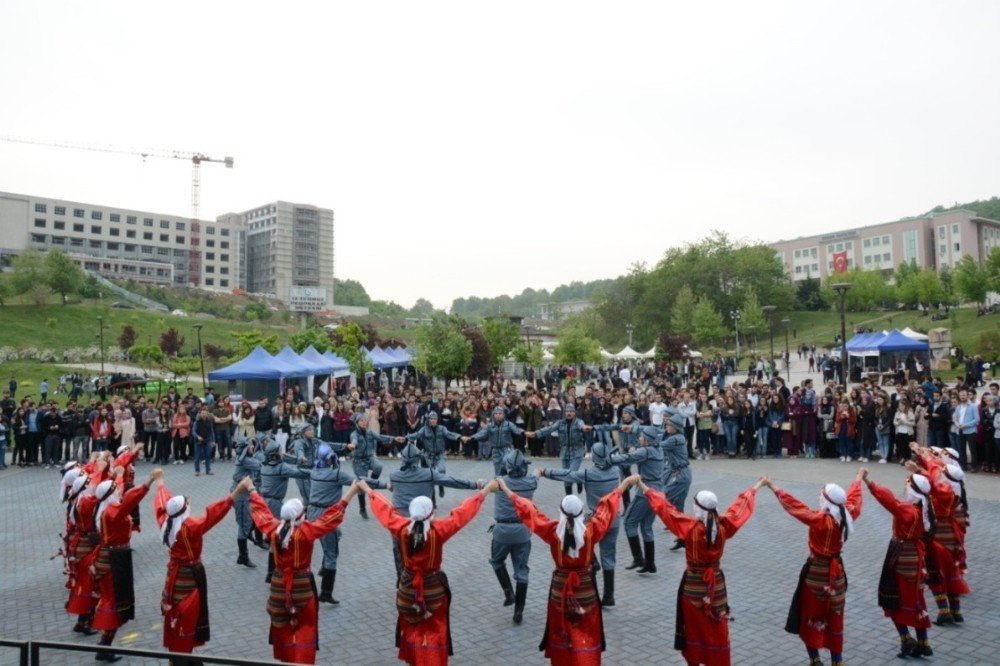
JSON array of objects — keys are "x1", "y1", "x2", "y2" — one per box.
[
  {"x1": 613, "y1": 426, "x2": 665, "y2": 574},
  {"x1": 388, "y1": 442, "x2": 482, "y2": 579},
  {"x1": 466, "y1": 406, "x2": 527, "y2": 476},
  {"x1": 527, "y1": 402, "x2": 588, "y2": 495},
  {"x1": 593, "y1": 404, "x2": 641, "y2": 512},
  {"x1": 260, "y1": 441, "x2": 310, "y2": 584},
  {"x1": 289, "y1": 423, "x2": 323, "y2": 505},
  {"x1": 490, "y1": 449, "x2": 538, "y2": 624},
  {"x1": 536, "y1": 440, "x2": 622, "y2": 606},
  {"x1": 350, "y1": 413, "x2": 404, "y2": 519},
  {"x1": 662, "y1": 412, "x2": 694, "y2": 552},
  {"x1": 231, "y1": 434, "x2": 265, "y2": 568},
  {"x1": 406, "y1": 411, "x2": 462, "y2": 497},
  {"x1": 310, "y1": 443, "x2": 388, "y2": 605}
]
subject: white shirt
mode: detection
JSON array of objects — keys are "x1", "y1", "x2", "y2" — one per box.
[
  {"x1": 648, "y1": 402, "x2": 669, "y2": 426},
  {"x1": 678, "y1": 400, "x2": 697, "y2": 426},
  {"x1": 619, "y1": 368, "x2": 632, "y2": 384}
]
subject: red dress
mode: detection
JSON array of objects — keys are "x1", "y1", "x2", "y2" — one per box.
[
  {"x1": 370, "y1": 490, "x2": 486, "y2": 666},
  {"x1": 775, "y1": 482, "x2": 863, "y2": 653},
  {"x1": 153, "y1": 485, "x2": 233, "y2": 654},
  {"x1": 646, "y1": 487, "x2": 757, "y2": 666},
  {"x1": 510, "y1": 487, "x2": 622, "y2": 666},
  {"x1": 249, "y1": 491, "x2": 347, "y2": 665},
  {"x1": 868, "y1": 481, "x2": 931, "y2": 629},
  {"x1": 918, "y1": 453, "x2": 971, "y2": 598},
  {"x1": 92, "y1": 485, "x2": 149, "y2": 632},
  {"x1": 65, "y1": 494, "x2": 100, "y2": 615}
]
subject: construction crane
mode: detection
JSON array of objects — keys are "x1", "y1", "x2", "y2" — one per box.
[{"x1": 0, "y1": 135, "x2": 234, "y2": 220}]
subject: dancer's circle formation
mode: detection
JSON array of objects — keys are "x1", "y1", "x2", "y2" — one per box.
[{"x1": 56, "y1": 430, "x2": 972, "y2": 665}]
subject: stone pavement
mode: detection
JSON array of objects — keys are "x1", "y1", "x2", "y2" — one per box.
[{"x1": 1, "y1": 453, "x2": 998, "y2": 666}]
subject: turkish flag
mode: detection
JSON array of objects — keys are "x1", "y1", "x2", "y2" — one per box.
[{"x1": 832, "y1": 250, "x2": 848, "y2": 274}]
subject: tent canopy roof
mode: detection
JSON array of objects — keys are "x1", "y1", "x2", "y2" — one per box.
[{"x1": 207, "y1": 346, "x2": 298, "y2": 380}]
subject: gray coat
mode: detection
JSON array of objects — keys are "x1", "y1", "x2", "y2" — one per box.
[
  {"x1": 611, "y1": 445, "x2": 665, "y2": 491},
  {"x1": 389, "y1": 467, "x2": 478, "y2": 517},
  {"x1": 406, "y1": 424, "x2": 461, "y2": 460},
  {"x1": 491, "y1": 475, "x2": 537, "y2": 544}
]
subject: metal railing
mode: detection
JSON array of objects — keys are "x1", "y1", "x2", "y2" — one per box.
[
  {"x1": 1, "y1": 639, "x2": 294, "y2": 665},
  {"x1": 0, "y1": 639, "x2": 29, "y2": 666}
]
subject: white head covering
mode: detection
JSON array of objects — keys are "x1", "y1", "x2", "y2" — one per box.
[
  {"x1": 67, "y1": 474, "x2": 91, "y2": 525},
  {"x1": 929, "y1": 446, "x2": 943, "y2": 455},
  {"x1": 94, "y1": 479, "x2": 119, "y2": 530},
  {"x1": 160, "y1": 495, "x2": 189, "y2": 548},
  {"x1": 62, "y1": 460, "x2": 79, "y2": 473},
  {"x1": 820, "y1": 483, "x2": 855, "y2": 539},
  {"x1": 61, "y1": 468, "x2": 82, "y2": 502},
  {"x1": 943, "y1": 463, "x2": 964, "y2": 494},
  {"x1": 693, "y1": 491, "x2": 719, "y2": 545},
  {"x1": 276, "y1": 498, "x2": 306, "y2": 549},
  {"x1": 555, "y1": 495, "x2": 586, "y2": 559},
  {"x1": 905, "y1": 474, "x2": 933, "y2": 531},
  {"x1": 116, "y1": 444, "x2": 129, "y2": 456},
  {"x1": 944, "y1": 447, "x2": 960, "y2": 461},
  {"x1": 406, "y1": 496, "x2": 435, "y2": 552}
]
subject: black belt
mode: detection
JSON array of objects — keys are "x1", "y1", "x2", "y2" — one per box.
[
  {"x1": 641, "y1": 477, "x2": 661, "y2": 483},
  {"x1": 495, "y1": 519, "x2": 521, "y2": 524}
]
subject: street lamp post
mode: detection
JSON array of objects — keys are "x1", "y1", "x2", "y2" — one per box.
[
  {"x1": 832, "y1": 283, "x2": 852, "y2": 387},
  {"x1": 96, "y1": 316, "x2": 106, "y2": 379},
  {"x1": 193, "y1": 323, "x2": 207, "y2": 392},
  {"x1": 730, "y1": 309, "x2": 741, "y2": 365},
  {"x1": 781, "y1": 317, "x2": 791, "y2": 382},
  {"x1": 761, "y1": 305, "x2": 776, "y2": 376},
  {"x1": 747, "y1": 325, "x2": 757, "y2": 354},
  {"x1": 625, "y1": 323, "x2": 634, "y2": 348}
]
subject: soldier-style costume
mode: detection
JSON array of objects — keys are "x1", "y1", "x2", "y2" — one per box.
[
  {"x1": 612, "y1": 426, "x2": 665, "y2": 574},
  {"x1": 490, "y1": 449, "x2": 537, "y2": 623},
  {"x1": 407, "y1": 411, "x2": 462, "y2": 496},
  {"x1": 531, "y1": 404, "x2": 587, "y2": 495},
  {"x1": 350, "y1": 412, "x2": 401, "y2": 519},
  {"x1": 469, "y1": 406, "x2": 526, "y2": 476},
  {"x1": 369, "y1": 489, "x2": 487, "y2": 666},
  {"x1": 661, "y1": 413, "x2": 693, "y2": 552},
  {"x1": 538, "y1": 441, "x2": 622, "y2": 607},
  {"x1": 593, "y1": 405, "x2": 640, "y2": 511},
  {"x1": 388, "y1": 443, "x2": 480, "y2": 578},
  {"x1": 260, "y1": 441, "x2": 311, "y2": 583},
  {"x1": 310, "y1": 444, "x2": 388, "y2": 605},
  {"x1": 154, "y1": 483, "x2": 234, "y2": 656},
  {"x1": 772, "y1": 479, "x2": 862, "y2": 666},
  {"x1": 865, "y1": 474, "x2": 935, "y2": 658},
  {"x1": 508, "y1": 484, "x2": 623, "y2": 665},
  {"x1": 249, "y1": 492, "x2": 350, "y2": 665},
  {"x1": 290, "y1": 424, "x2": 323, "y2": 505},
  {"x1": 231, "y1": 435, "x2": 265, "y2": 567},
  {"x1": 645, "y1": 484, "x2": 758, "y2": 666}
]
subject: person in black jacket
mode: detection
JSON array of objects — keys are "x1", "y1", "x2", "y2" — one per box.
[
  {"x1": 927, "y1": 390, "x2": 951, "y2": 448},
  {"x1": 40, "y1": 403, "x2": 63, "y2": 468},
  {"x1": 253, "y1": 397, "x2": 274, "y2": 434}
]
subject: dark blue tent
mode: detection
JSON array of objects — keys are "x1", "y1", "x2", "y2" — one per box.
[
  {"x1": 301, "y1": 345, "x2": 349, "y2": 375},
  {"x1": 208, "y1": 346, "x2": 298, "y2": 380},
  {"x1": 877, "y1": 329, "x2": 930, "y2": 352}
]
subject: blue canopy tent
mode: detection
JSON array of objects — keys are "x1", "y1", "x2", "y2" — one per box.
[
  {"x1": 301, "y1": 346, "x2": 350, "y2": 375},
  {"x1": 382, "y1": 346, "x2": 412, "y2": 366},
  {"x1": 274, "y1": 346, "x2": 322, "y2": 377},
  {"x1": 877, "y1": 329, "x2": 930, "y2": 353},
  {"x1": 323, "y1": 350, "x2": 352, "y2": 369},
  {"x1": 207, "y1": 346, "x2": 300, "y2": 403},
  {"x1": 365, "y1": 346, "x2": 407, "y2": 369}
]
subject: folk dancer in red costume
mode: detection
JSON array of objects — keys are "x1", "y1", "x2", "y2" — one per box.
[
  {"x1": 154, "y1": 475, "x2": 247, "y2": 659},
  {"x1": 765, "y1": 471, "x2": 864, "y2": 666},
  {"x1": 63, "y1": 470, "x2": 100, "y2": 635},
  {"x1": 500, "y1": 475, "x2": 628, "y2": 666},
  {"x1": 637, "y1": 474, "x2": 763, "y2": 666},
  {"x1": 113, "y1": 441, "x2": 144, "y2": 532},
  {"x1": 910, "y1": 443, "x2": 971, "y2": 625},
  {"x1": 91, "y1": 467, "x2": 162, "y2": 662},
  {"x1": 864, "y1": 468, "x2": 935, "y2": 658},
  {"x1": 362, "y1": 478, "x2": 497, "y2": 665},
  {"x1": 248, "y1": 478, "x2": 360, "y2": 664}
]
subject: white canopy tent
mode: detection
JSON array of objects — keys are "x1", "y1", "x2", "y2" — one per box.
[
  {"x1": 599, "y1": 348, "x2": 615, "y2": 360},
  {"x1": 901, "y1": 327, "x2": 929, "y2": 341},
  {"x1": 614, "y1": 345, "x2": 645, "y2": 360},
  {"x1": 642, "y1": 346, "x2": 656, "y2": 359}
]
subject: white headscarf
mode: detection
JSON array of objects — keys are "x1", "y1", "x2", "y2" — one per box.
[
  {"x1": 277, "y1": 498, "x2": 306, "y2": 550},
  {"x1": 555, "y1": 495, "x2": 586, "y2": 559},
  {"x1": 67, "y1": 474, "x2": 91, "y2": 525},
  {"x1": 905, "y1": 474, "x2": 933, "y2": 532},
  {"x1": 407, "y1": 496, "x2": 435, "y2": 552},
  {"x1": 94, "y1": 480, "x2": 119, "y2": 531},
  {"x1": 693, "y1": 490, "x2": 719, "y2": 546},
  {"x1": 943, "y1": 463, "x2": 969, "y2": 515},
  {"x1": 819, "y1": 483, "x2": 855, "y2": 540},
  {"x1": 160, "y1": 495, "x2": 190, "y2": 548},
  {"x1": 61, "y1": 468, "x2": 82, "y2": 502}
]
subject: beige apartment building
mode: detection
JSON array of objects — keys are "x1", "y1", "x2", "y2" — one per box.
[{"x1": 770, "y1": 209, "x2": 1000, "y2": 282}]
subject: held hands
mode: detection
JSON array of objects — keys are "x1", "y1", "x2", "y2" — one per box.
[
  {"x1": 481, "y1": 478, "x2": 500, "y2": 494},
  {"x1": 524, "y1": 432, "x2": 535, "y2": 439},
  {"x1": 356, "y1": 479, "x2": 373, "y2": 495},
  {"x1": 497, "y1": 477, "x2": 513, "y2": 496},
  {"x1": 856, "y1": 467, "x2": 868, "y2": 482},
  {"x1": 237, "y1": 476, "x2": 255, "y2": 494},
  {"x1": 904, "y1": 460, "x2": 920, "y2": 474},
  {"x1": 147, "y1": 467, "x2": 164, "y2": 485},
  {"x1": 394, "y1": 437, "x2": 406, "y2": 444},
  {"x1": 752, "y1": 476, "x2": 767, "y2": 490},
  {"x1": 347, "y1": 443, "x2": 356, "y2": 451},
  {"x1": 534, "y1": 467, "x2": 546, "y2": 477}
]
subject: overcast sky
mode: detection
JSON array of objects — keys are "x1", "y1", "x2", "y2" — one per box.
[{"x1": 2, "y1": 2, "x2": 998, "y2": 309}]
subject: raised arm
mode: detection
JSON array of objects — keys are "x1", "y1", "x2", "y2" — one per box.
[
  {"x1": 645, "y1": 486, "x2": 696, "y2": 538},
  {"x1": 586, "y1": 487, "x2": 623, "y2": 543},
  {"x1": 368, "y1": 488, "x2": 409, "y2": 535},
  {"x1": 845, "y1": 478, "x2": 863, "y2": 521},
  {"x1": 507, "y1": 489, "x2": 558, "y2": 546},
  {"x1": 299, "y1": 500, "x2": 348, "y2": 541},
  {"x1": 249, "y1": 491, "x2": 280, "y2": 536},
  {"x1": 433, "y1": 491, "x2": 488, "y2": 542},
  {"x1": 864, "y1": 478, "x2": 906, "y2": 519},
  {"x1": 718, "y1": 486, "x2": 758, "y2": 536},
  {"x1": 154, "y1": 482, "x2": 172, "y2": 529},
  {"x1": 193, "y1": 495, "x2": 235, "y2": 535},
  {"x1": 432, "y1": 471, "x2": 480, "y2": 491},
  {"x1": 539, "y1": 467, "x2": 587, "y2": 485},
  {"x1": 771, "y1": 486, "x2": 823, "y2": 527}
]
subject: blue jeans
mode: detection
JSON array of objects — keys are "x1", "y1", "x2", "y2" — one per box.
[
  {"x1": 756, "y1": 427, "x2": 769, "y2": 456},
  {"x1": 214, "y1": 428, "x2": 232, "y2": 459},
  {"x1": 876, "y1": 431, "x2": 891, "y2": 460},
  {"x1": 838, "y1": 431, "x2": 854, "y2": 460},
  {"x1": 0, "y1": 441, "x2": 6, "y2": 468},
  {"x1": 723, "y1": 421, "x2": 739, "y2": 455},
  {"x1": 194, "y1": 441, "x2": 212, "y2": 473}
]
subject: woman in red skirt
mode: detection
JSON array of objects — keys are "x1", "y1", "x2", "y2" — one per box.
[
  {"x1": 91, "y1": 467, "x2": 162, "y2": 662},
  {"x1": 154, "y1": 476, "x2": 247, "y2": 657},
  {"x1": 249, "y1": 480, "x2": 360, "y2": 664},
  {"x1": 363, "y1": 478, "x2": 496, "y2": 665},
  {"x1": 638, "y1": 474, "x2": 763, "y2": 666},
  {"x1": 64, "y1": 472, "x2": 101, "y2": 635},
  {"x1": 910, "y1": 443, "x2": 971, "y2": 624},
  {"x1": 864, "y1": 469, "x2": 934, "y2": 658},
  {"x1": 499, "y1": 475, "x2": 627, "y2": 665},
  {"x1": 765, "y1": 471, "x2": 863, "y2": 666}
]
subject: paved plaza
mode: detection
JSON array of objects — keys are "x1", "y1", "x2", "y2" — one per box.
[{"x1": 1, "y1": 452, "x2": 998, "y2": 665}]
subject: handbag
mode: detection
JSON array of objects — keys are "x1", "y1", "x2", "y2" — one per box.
[
  {"x1": 780, "y1": 422, "x2": 792, "y2": 431},
  {"x1": 710, "y1": 423, "x2": 719, "y2": 435}
]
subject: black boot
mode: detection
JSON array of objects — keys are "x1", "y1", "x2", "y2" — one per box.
[
  {"x1": 265, "y1": 552, "x2": 275, "y2": 584},
  {"x1": 601, "y1": 570, "x2": 615, "y2": 607},
  {"x1": 577, "y1": 483, "x2": 583, "y2": 494},
  {"x1": 438, "y1": 484, "x2": 445, "y2": 498},
  {"x1": 252, "y1": 528, "x2": 269, "y2": 550},
  {"x1": 669, "y1": 538, "x2": 684, "y2": 552},
  {"x1": 73, "y1": 613, "x2": 97, "y2": 636},
  {"x1": 513, "y1": 582, "x2": 528, "y2": 624},
  {"x1": 318, "y1": 569, "x2": 339, "y2": 604},
  {"x1": 237, "y1": 539, "x2": 257, "y2": 568},
  {"x1": 625, "y1": 535, "x2": 645, "y2": 570},
  {"x1": 638, "y1": 541, "x2": 657, "y2": 573},
  {"x1": 622, "y1": 488, "x2": 632, "y2": 513},
  {"x1": 96, "y1": 632, "x2": 120, "y2": 662},
  {"x1": 564, "y1": 483, "x2": 573, "y2": 496},
  {"x1": 358, "y1": 493, "x2": 369, "y2": 520},
  {"x1": 494, "y1": 567, "x2": 515, "y2": 606}
]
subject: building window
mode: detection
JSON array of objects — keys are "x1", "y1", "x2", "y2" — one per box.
[
  {"x1": 33, "y1": 219, "x2": 46, "y2": 228},
  {"x1": 157, "y1": 220, "x2": 168, "y2": 229},
  {"x1": 176, "y1": 222, "x2": 185, "y2": 231},
  {"x1": 953, "y1": 243, "x2": 960, "y2": 252},
  {"x1": 175, "y1": 236, "x2": 184, "y2": 244},
  {"x1": 206, "y1": 239, "x2": 215, "y2": 248},
  {"x1": 53, "y1": 221, "x2": 65, "y2": 230},
  {"x1": 124, "y1": 244, "x2": 136, "y2": 252},
  {"x1": 206, "y1": 266, "x2": 215, "y2": 273},
  {"x1": 143, "y1": 232, "x2": 153, "y2": 240},
  {"x1": 51, "y1": 236, "x2": 66, "y2": 245},
  {"x1": 938, "y1": 226, "x2": 946, "y2": 239},
  {"x1": 73, "y1": 223, "x2": 84, "y2": 232},
  {"x1": 939, "y1": 244, "x2": 947, "y2": 256},
  {"x1": 91, "y1": 226, "x2": 102, "y2": 234},
  {"x1": 221, "y1": 228, "x2": 229, "y2": 237},
  {"x1": 952, "y1": 224, "x2": 959, "y2": 234},
  {"x1": 883, "y1": 253, "x2": 890, "y2": 261},
  {"x1": 206, "y1": 226, "x2": 215, "y2": 235},
  {"x1": 74, "y1": 209, "x2": 84, "y2": 218},
  {"x1": 34, "y1": 203, "x2": 47, "y2": 213},
  {"x1": 54, "y1": 206, "x2": 66, "y2": 215},
  {"x1": 903, "y1": 229, "x2": 918, "y2": 263},
  {"x1": 126, "y1": 230, "x2": 136, "y2": 239},
  {"x1": 89, "y1": 240, "x2": 102, "y2": 249},
  {"x1": 91, "y1": 211, "x2": 102, "y2": 220},
  {"x1": 220, "y1": 241, "x2": 229, "y2": 249},
  {"x1": 71, "y1": 238, "x2": 83, "y2": 247},
  {"x1": 864, "y1": 256, "x2": 872, "y2": 265},
  {"x1": 141, "y1": 246, "x2": 153, "y2": 254},
  {"x1": 220, "y1": 279, "x2": 229, "y2": 287},
  {"x1": 30, "y1": 233, "x2": 46, "y2": 243},
  {"x1": 109, "y1": 228, "x2": 120, "y2": 237},
  {"x1": 159, "y1": 234, "x2": 169, "y2": 242},
  {"x1": 127, "y1": 215, "x2": 137, "y2": 224},
  {"x1": 109, "y1": 213, "x2": 120, "y2": 222},
  {"x1": 205, "y1": 278, "x2": 214, "y2": 286},
  {"x1": 882, "y1": 235, "x2": 890, "y2": 244},
  {"x1": 107, "y1": 242, "x2": 119, "y2": 250},
  {"x1": 206, "y1": 252, "x2": 215, "y2": 260},
  {"x1": 220, "y1": 253, "x2": 228, "y2": 261},
  {"x1": 220, "y1": 266, "x2": 229, "y2": 275},
  {"x1": 863, "y1": 239, "x2": 871, "y2": 248}
]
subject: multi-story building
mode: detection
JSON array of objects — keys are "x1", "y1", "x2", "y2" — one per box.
[
  {"x1": 217, "y1": 201, "x2": 334, "y2": 309},
  {"x1": 0, "y1": 191, "x2": 241, "y2": 289},
  {"x1": 771, "y1": 209, "x2": 1000, "y2": 282}
]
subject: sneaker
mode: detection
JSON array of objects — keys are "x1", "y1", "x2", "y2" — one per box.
[
  {"x1": 195, "y1": 472, "x2": 200, "y2": 477},
  {"x1": 839, "y1": 456, "x2": 845, "y2": 462},
  {"x1": 878, "y1": 459, "x2": 887, "y2": 464}
]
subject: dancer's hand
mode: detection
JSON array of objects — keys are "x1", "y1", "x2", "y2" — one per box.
[
  {"x1": 856, "y1": 467, "x2": 867, "y2": 482},
  {"x1": 356, "y1": 479, "x2": 373, "y2": 494}
]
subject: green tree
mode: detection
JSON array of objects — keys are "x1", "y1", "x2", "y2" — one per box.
[
  {"x1": 332, "y1": 322, "x2": 374, "y2": 380},
  {"x1": 289, "y1": 326, "x2": 332, "y2": 354},
  {"x1": 669, "y1": 285, "x2": 696, "y2": 336},
  {"x1": 739, "y1": 287, "x2": 766, "y2": 335},
  {"x1": 413, "y1": 316, "x2": 472, "y2": 386},
  {"x1": 913, "y1": 269, "x2": 945, "y2": 308},
  {"x1": 10, "y1": 248, "x2": 50, "y2": 305},
  {"x1": 130, "y1": 344, "x2": 166, "y2": 376},
  {"x1": 44, "y1": 248, "x2": 85, "y2": 305},
  {"x1": 952, "y1": 255, "x2": 987, "y2": 306},
  {"x1": 230, "y1": 329, "x2": 280, "y2": 357},
  {"x1": 554, "y1": 325, "x2": 601, "y2": 365},
  {"x1": 691, "y1": 298, "x2": 726, "y2": 345},
  {"x1": 795, "y1": 275, "x2": 827, "y2": 310},
  {"x1": 0, "y1": 276, "x2": 10, "y2": 306},
  {"x1": 984, "y1": 247, "x2": 1000, "y2": 295},
  {"x1": 480, "y1": 317, "x2": 521, "y2": 367},
  {"x1": 976, "y1": 330, "x2": 1000, "y2": 363},
  {"x1": 333, "y1": 278, "x2": 371, "y2": 306},
  {"x1": 512, "y1": 343, "x2": 543, "y2": 369},
  {"x1": 370, "y1": 300, "x2": 407, "y2": 317},
  {"x1": 410, "y1": 298, "x2": 437, "y2": 317}
]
